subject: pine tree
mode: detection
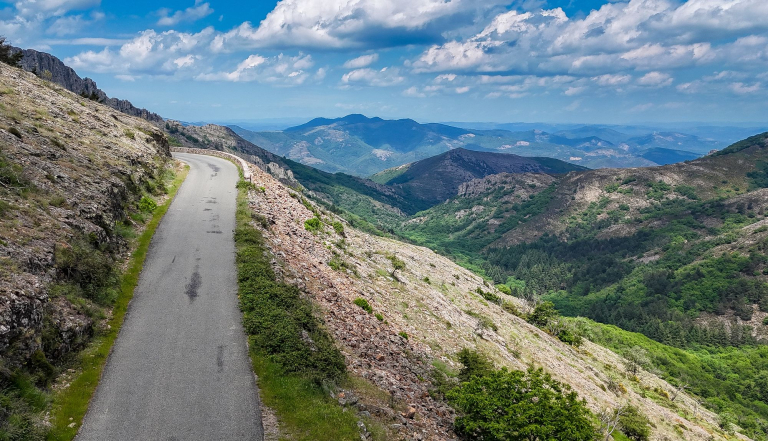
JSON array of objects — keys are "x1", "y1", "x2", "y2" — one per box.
[{"x1": 0, "y1": 37, "x2": 23, "y2": 68}]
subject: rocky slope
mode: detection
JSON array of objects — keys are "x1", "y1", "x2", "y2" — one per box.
[
  {"x1": 238, "y1": 152, "x2": 742, "y2": 441},
  {"x1": 14, "y1": 47, "x2": 162, "y2": 123},
  {"x1": 0, "y1": 61, "x2": 170, "y2": 368}
]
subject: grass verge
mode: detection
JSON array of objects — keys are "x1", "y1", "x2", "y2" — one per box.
[
  {"x1": 234, "y1": 182, "x2": 385, "y2": 441},
  {"x1": 46, "y1": 163, "x2": 189, "y2": 441}
]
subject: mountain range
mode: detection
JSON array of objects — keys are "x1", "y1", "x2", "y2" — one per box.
[{"x1": 229, "y1": 114, "x2": 740, "y2": 177}]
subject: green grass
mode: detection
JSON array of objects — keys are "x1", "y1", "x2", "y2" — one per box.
[
  {"x1": 249, "y1": 357, "x2": 362, "y2": 441},
  {"x1": 46, "y1": 164, "x2": 189, "y2": 441}
]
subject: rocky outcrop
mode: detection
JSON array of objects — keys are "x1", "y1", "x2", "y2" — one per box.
[{"x1": 13, "y1": 47, "x2": 163, "y2": 123}]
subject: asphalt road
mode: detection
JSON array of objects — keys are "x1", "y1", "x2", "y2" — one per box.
[{"x1": 77, "y1": 153, "x2": 263, "y2": 441}]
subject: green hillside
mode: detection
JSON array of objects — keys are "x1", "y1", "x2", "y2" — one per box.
[{"x1": 297, "y1": 132, "x2": 768, "y2": 440}]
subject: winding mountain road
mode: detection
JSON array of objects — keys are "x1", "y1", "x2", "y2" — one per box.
[{"x1": 77, "y1": 153, "x2": 263, "y2": 440}]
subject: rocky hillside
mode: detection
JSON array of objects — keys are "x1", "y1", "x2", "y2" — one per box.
[
  {"x1": 13, "y1": 47, "x2": 162, "y2": 123},
  {"x1": 0, "y1": 61, "x2": 171, "y2": 369},
  {"x1": 237, "y1": 151, "x2": 743, "y2": 441}
]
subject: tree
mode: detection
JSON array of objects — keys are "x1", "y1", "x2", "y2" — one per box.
[
  {"x1": 0, "y1": 37, "x2": 22, "y2": 68},
  {"x1": 598, "y1": 405, "x2": 630, "y2": 441},
  {"x1": 624, "y1": 346, "x2": 651, "y2": 376},
  {"x1": 387, "y1": 253, "x2": 405, "y2": 279},
  {"x1": 527, "y1": 301, "x2": 558, "y2": 327},
  {"x1": 456, "y1": 349, "x2": 494, "y2": 383},
  {"x1": 448, "y1": 367, "x2": 599, "y2": 441}
]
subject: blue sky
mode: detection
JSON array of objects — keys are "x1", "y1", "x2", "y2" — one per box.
[{"x1": 2, "y1": 0, "x2": 768, "y2": 124}]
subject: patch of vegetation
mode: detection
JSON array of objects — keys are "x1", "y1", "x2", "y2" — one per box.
[
  {"x1": 167, "y1": 136, "x2": 183, "y2": 147},
  {"x1": 353, "y1": 298, "x2": 373, "y2": 314},
  {"x1": 387, "y1": 253, "x2": 405, "y2": 279},
  {"x1": 577, "y1": 318, "x2": 768, "y2": 440},
  {"x1": 304, "y1": 217, "x2": 322, "y2": 233},
  {"x1": 138, "y1": 195, "x2": 157, "y2": 213},
  {"x1": 332, "y1": 221, "x2": 344, "y2": 236},
  {"x1": 398, "y1": 331, "x2": 408, "y2": 340},
  {"x1": 0, "y1": 37, "x2": 23, "y2": 67},
  {"x1": 235, "y1": 190, "x2": 345, "y2": 384},
  {"x1": 236, "y1": 179, "x2": 256, "y2": 191},
  {"x1": 123, "y1": 129, "x2": 135, "y2": 140},
  {"x1": 448, "y1": 350, "x2": 598, "y2": 441},
  {"x1": 465, "y1": 310, "x2": 497, "y2": 332}
]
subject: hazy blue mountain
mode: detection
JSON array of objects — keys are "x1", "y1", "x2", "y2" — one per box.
[{"x1": 228, "y1": 115, "x2": 733, "y2": 177}]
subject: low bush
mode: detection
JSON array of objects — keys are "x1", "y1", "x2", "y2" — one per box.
[
  {"x1": 304, "y1": 217, "x2": 322, "y2": 233},
  {"x1": 618, "y1": 405, "x2": 651, "y2": 441},
  {"x1": 527, "y1": 301, "x2": 558, "y2": 327},
  {"x1": 332, "y1": 221, "x2": 344, "y2": 236},
  {"x1": 54, "y1": 237, "x2": 118, "y2": 305},
  {"x1": 456, "y1": 349, "x2": 494, "y2": 382},
  {"x1": 448, "y1": 366, "x2": 599, "y2": 441},
  {"x1": 138, "y1": 196, "x2": 157, "y2": 213},
  {"x1": 236, "y1": 211, "x2": 345, "y2": 385},
  {"x1": 236, "y1": 179, "x2": 256, "y2": 191},
  {"x1": 353, "y1": 297, "x2": 372, "y2": 314}
]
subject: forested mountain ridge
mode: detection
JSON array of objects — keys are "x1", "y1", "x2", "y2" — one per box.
[
  {"x1": 396, "y1": 133, "x2": 768, "y2": 345},
  {"x1": 283, "y1": 131, "x2": 768, "y2": 439}
]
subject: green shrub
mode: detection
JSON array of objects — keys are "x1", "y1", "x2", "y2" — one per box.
[
  {"x1": 138, "y1": 196, "x2": 157, "y2": 213},
  {"x1": 54, "y1": 237, "x2": 118, "y2": 305},
  {"x1": 475, "y1": 287, "x2": 499, "y2": 303},
  {"x1": 618, "y1": 405, "x2": 651, "y2": 441},
  {"x1": 456, "y1": 349, "x2": 494, "y2": 382},
  {"x1": 332, "y1": 221, "x2": 344, "y2": 235},
  {"x1": 236, "y1": 222, "x2": 345, "y2": 384},
  {"x1": 374, "y1": 313, "x2": 384, "y2": 321},
  {"x1": 448, "y1": 367, "x2": 598, "y2": 441},
  {"x1": 496, "y1": 284, "x2": 512, "y2": 295},
  {"x1": 236, "y1": 179, "x2": 256, "y2": 191},
  {"x1": 353, "y1": 297, "x2": 372, "y2": 314},
  {"x1": 49, "y1": 195, "x2": 66, "y2": 207},
  {"x1": 466, "y1": 310, "x2": 497, "y2": 332},
  {"x1": 124, "y1": 129, "x2": 135, "y2": 140},
  {"x1": 763, "y1": 316, "x2": 768, "y2": 326},
  {"x1": 398, "y1": 331, "x2": 408, "y2": 340},
  {"x1": 387, "y1": 254, "x2": 406, "y2": 277},
  {"x1": 423, "y1": 277, "x2": 431, "y2": 284},
  {"x1": 557, "y1": 328, "x2": 583, "y2": 347},
  {"x1": 304, "y1": 217, "x2": 322, "y2": 233},
  {"x1": 501, "y1": 301, "x2": 521, "y2": 316},
  {"x1": 527, "y1": 301, "x2": 558, "y2": 327}
]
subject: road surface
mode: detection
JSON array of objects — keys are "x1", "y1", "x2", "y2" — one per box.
[{"x1": 77, "y1": 153, "x2": 263, "y2": 441}]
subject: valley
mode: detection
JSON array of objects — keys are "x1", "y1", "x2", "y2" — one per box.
[{"x1": 2, "y1": 35, "x2": 768, "y2": 441}]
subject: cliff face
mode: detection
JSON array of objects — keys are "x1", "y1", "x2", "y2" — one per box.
[
  {"x1": 15, "y1": 47, "x2": 163, "y2": 123},
  {"x1": 0, "y1": 62, "x2": 170, "y2": 368}
]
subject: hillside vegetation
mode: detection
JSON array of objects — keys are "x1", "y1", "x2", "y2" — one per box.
[
  {"x1": 235, "y1": 151, "x2": 747, "y2": 441},
  {"x1": 277, "y1": 131, "x2": 768, "y2": 440}
]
